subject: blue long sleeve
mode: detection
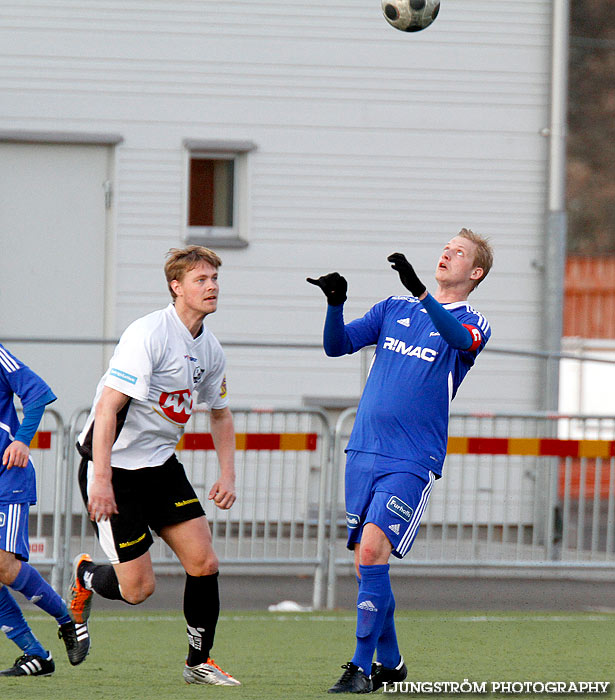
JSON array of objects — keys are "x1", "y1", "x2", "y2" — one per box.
[
  {"x1": 14, "y1": 402, "x2": 46, "y2": 445},
  {"x1": 13, "y1": 387, "x2": 55, "y2": 445},
  {"x1": 420, "y1": 293, "x2": 473, "y2": 349},
  {"x1": 323, "y1": 304, "x2": 353, "y2": 356}
]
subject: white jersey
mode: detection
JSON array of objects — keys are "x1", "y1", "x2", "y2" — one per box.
[{"x1": 78, "y1": 303, "x2": 229, "y2": 469}]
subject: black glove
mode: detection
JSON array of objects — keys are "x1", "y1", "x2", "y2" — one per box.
[
  {"x1": 306, "y1": 272, "x2": 348, "y2": 306},
  {"x1": 387, "y1": 252, "x2": 426, "y2": 297}
]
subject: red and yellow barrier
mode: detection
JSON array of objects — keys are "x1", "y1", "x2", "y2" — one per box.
[
  {"x1": 176, "y1": 432, "x2": 318, "y2": 452},
  {"x1": 446, "y1": 436, "x2": 615, "y2": 459},
  {"x1": 30, "y1": 431, "x2": 51, "y2": 449}
]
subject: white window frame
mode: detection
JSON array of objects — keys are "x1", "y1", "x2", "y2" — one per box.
[{"x1": 183, "y1": 139, "x2": 256, "y2": 249}]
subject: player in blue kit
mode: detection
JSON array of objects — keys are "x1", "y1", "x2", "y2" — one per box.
[
  {"x1": 0, "y1": 345, "x2": 90, "y2": 677},
  {"x1": 308, "y1": 229, "x2": 493, "y2": 693}
]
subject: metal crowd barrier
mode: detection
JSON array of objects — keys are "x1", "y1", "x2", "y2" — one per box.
[
  {"x1": 63, "y1": 406, "x2": 331, "y2": 609},
  {"x1": 328, "y1": 409, "x2": 615, "y2": 607},
  {"x1": 19, "y1": 408, "x2": 65, "y2": 592},
  {"x1": 22, "y1": 407, "x2": 615, "y2": 609}
]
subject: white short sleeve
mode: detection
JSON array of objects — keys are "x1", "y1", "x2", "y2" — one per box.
[
  {"x1": 195, "y1": 356, "x2": 229, "y2": 410},
  {"x1": 104, "y1": 320, "x2": 158, "y2": 401}
]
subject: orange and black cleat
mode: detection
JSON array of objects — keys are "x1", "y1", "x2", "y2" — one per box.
[{"x1": 67, "y1": 552, "x2": 94, "y2": 625}]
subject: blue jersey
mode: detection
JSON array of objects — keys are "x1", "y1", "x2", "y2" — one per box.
[
  {"x1": 0, "y1": 345, "x2": 56, "y2": 504},
  {"x1": 344, "y1": 295, "x2": 490, "y2": 476}
]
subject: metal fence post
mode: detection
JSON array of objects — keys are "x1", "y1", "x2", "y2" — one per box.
[
  {"x1": 47, "y1": 409, "x2": 65, "y2": 592},
  {"x1": 327, "y1": 407, "x2": 357, "y2": 610}
]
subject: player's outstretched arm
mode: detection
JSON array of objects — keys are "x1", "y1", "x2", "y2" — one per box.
[
  {"x1": 89, "y1": 386, "x2": 127, "y2": 522},
  {"x1": 306, "y1": 272, "x2": 347, "y2": 306},
  {"x1": 420, "y1": 294, "x2": 475, "y2": 350},
  {"x1": 209, "y1": 406, "x2": 236, "y2": 510},
  {"x1": 387, "y1": 252, "x2": 474, "y2": 350},
  {"x1": 307, "y1": 273, "x2": 353, "y2": 356}
]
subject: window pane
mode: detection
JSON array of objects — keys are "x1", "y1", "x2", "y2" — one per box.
[{"x1": 189, "y1": 158, "x2": 234, "y2": 227}]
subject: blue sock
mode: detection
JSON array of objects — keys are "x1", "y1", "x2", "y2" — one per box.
[
  {"x1": 10, "y1": 563, "x2": 71, "y2": 625},
  {"x1": 351, "y1": 564, "x2": 392, "y2": 675},
  {"x1": 0, "y1": 585, "x2": 47, "y2": 658},
  {"x1": 376, "y1": 591, "x2": 401, "y2": 669}
]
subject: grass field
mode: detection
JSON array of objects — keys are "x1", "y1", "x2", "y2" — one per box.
[{"x1": 1, "y1": 610, "x2": 614, "y2": 699}]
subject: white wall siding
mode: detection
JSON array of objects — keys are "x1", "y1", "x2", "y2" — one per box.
[{"x1": 1, "y1": 0, "x2": 554, "y2": 413}]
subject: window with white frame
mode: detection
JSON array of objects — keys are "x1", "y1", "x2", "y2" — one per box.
[{"x1": 184, "y1": 139, "x2": 256, "y2": 248}]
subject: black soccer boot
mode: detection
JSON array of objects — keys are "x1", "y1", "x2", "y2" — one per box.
[
  {"x1": 371, "y1": 656, "x2": 407, "y2": 691},
  {"x1": 0, "y1": 653, "x2": 55, "y2": 677},
  {"x1": 328, "y1": 662, "x2": 373, "y2": 693}
]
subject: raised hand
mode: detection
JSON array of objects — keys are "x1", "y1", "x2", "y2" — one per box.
[
  {"x1": 387, "y1": 253, "x2": 426, "y2": 298},
  {"x1": 306, "y1": 272, "x2": 348, "y2": 306}
]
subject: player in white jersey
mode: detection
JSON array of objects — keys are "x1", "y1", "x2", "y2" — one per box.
[
  {"x1": 308, "y1": 229, "x2": 493, "y2": 693},
  {"x1": 69, "y1": 246, "x2": 240, "y2": 686}
]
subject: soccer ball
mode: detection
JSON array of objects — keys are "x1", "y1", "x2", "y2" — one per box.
[{"x1": 381, "y1": 0, "x2": 440, "y2": 32}]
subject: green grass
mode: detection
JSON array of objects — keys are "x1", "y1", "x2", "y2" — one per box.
[{"x1": 2, "y1": 610, "x2": 614, "y2": 699}]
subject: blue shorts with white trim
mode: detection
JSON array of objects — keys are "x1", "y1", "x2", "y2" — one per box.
[
  {"x1": 344, "y1": 450, "x2": 435, "y2": 559},
  {"x1": 0, "y1": 502, "x2": 30, "y2": 561}
]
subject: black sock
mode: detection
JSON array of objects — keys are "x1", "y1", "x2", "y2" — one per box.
[
  {"x1": 80, "y1": 561, "x2": 125, "y2": 601},
  {"x1": 184, "y1": 572, "x2": 220, "y2": 666}
]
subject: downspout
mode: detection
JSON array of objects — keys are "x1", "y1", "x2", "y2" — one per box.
[{"x1": 543, "y1": 0, "x2": 570, "y2": 412}]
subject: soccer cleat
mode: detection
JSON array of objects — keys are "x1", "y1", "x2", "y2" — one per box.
[
  {"x1": 0, "y1": 653, "x2": 55, "y2": 677},
  {"x1": 183, "y1": 658, "x2": 241, "y2": 686},
  {"x1": 58, "y1": 619, "x2": 91, "y2": 666},
  {"x1": 328, "y1": 662, "x2": 373, "y2": 693},
  {"x1": 68, "y1": 552, "x2": 94, "y2": 625},
  {"x1": 371, "y1": 656, "x2": 407, "y2": 691}
]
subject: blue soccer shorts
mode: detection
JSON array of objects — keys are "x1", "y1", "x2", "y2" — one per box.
[
  {"x1": 344, "y1": 450, "x2": 436, "y2": 559},
  {"x1": 0, "y1": 502, "x2": 30, "y2": 561}
]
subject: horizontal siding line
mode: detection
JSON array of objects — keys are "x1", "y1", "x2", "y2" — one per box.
[
  {"x1": 0, "y1": 115, "x2": 546, "y2": 137},
  {"x1": 0, "y1": 3, "x2": 548, "y2": 22},
  {"x1": 253, "y1": 188, "x2": 544, "y2": 197},
  {"x1": 0, "y1": 85, "x2": 549, "y2": 108},
  {"x1": 255, "y1": 159, "x2": 545, "y2": 168},
  {"x1": 0, "y1": 63, "x2": 551, "y2": 86},
  {"x1": 0, "y1": 64, "x2": 549, "y2": 85},
  {"x1": 0, "y1": 19, "x2": 551, "y2": 45}
]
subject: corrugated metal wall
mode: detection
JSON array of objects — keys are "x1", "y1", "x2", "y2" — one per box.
[
  {"x1": 564, "y1": 256, "x2": 615, "y2": 339},
  {"x1": 0, "y1": 0, "x2": 554, "y2": 412}
]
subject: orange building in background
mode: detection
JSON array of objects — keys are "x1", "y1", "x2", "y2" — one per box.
[
  {"x1": 564, "y1": 256, "x2": 615, "y2": 339},
  {"x1": 562, "y1": 256, "x2": 615, "y2": 499}
]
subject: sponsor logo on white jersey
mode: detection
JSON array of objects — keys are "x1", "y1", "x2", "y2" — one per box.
[
  {"x1": 156, "y1": 389, "x2": 193, "y2": 424},
  {"x1": 388, "y1": 523, "x2": 401, "y2": 535},
  {"x1": 397, "y1": 318, "x2": 410, "y2": 327},
  {"x1": 358, "y1": 600, "x2": 378, "y2": 612},
  {"x1": 109, "y1": 368, "x2": 138, "y2": 385},
  {"x1": 184, "y1": 355, "x2": 204, "y2": 383},
  {"x1": 382, "y1": 337, "x2": 438, "y2": 362}
]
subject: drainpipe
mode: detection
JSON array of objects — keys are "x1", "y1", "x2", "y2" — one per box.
[{"x1": 542, "y1": 0, "x2": 570, "y2": 412}]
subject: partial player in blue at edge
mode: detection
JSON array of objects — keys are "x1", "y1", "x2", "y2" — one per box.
[
  {"x1": 307, "y1": 228, "x2": 493, "y2": 693},
  {"x1": 0, "y1": 344, "x2": 90, "y2": 677}
]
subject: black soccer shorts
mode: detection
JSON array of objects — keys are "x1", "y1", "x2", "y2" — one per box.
[{"x1": 78, "y1": 453, "x2": 205, "y2": 564}]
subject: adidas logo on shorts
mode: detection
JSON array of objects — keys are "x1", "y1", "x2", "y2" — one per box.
[
  {"x1": 358, "y1": 600, "x2": 378, "y2": 613},
  {"x1": 388, "y1": 523, "x2": 401, "y2": 535}
]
